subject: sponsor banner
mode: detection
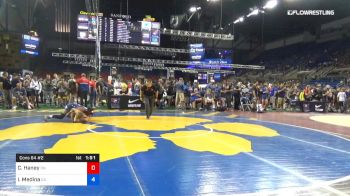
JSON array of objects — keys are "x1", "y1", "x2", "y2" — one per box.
[
  {"x1": 110, "y1": 13, "x2": 131, "y2": 20},
  {"x1": 79, "y1": 11, "x2": 103, "y2": 16},
  {"x1": 190, "y1": 44, "x2": 205, "y2": 61},
  {"x1": 303, "y1": 102, "x2": 326, "y2": 113},
  {"x1": 109, "y1": 96, "x2": 144, "y2": 110},
  {"x1": 188, "y1": 58, "x2": 233, "y2": 70}
]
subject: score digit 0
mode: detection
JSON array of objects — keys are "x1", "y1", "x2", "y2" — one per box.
[{"x1": 87, "y1": 162, "x2": 100, "y2": 174}]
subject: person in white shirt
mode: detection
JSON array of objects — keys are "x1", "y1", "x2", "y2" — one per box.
[
  {"x1": 113, "y1": 79, "x2": 122, "y2": 95},
  {"x1": 337, "y1": 88, "x2": 346, "y2": 113},
  {"x1": 30, "y1": 76, "x2": 42, "y2": 108}
]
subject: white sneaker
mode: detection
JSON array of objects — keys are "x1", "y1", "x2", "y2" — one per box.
[{"x1": 44, "y1": 115, "x2": 52, "y2": 122}]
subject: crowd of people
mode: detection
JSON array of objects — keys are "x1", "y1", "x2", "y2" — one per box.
[
  {"x1": 160, "y1": 78, "x2": 350, "y2": 113},
  {"x1": 1, "y1": 71, "x2": 349, "y2": 114},
  {"x1": 0, "y1": 72, "x2": 106, "y2": 110}
]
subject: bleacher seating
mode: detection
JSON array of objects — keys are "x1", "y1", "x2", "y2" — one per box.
[{"x1": 245, "y1": 38, "x2": 350, "y2": 84}]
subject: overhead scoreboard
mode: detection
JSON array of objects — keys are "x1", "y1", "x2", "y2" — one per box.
[
  {"x1": 20, "y1": 35, "x2": 39, "y2": 56},
  {"x1": 16, "y1": 154, "x2": 99, "y2": 186},
  {"x1": 77, "y1": 13, "x2": 160, "y2": 46}
]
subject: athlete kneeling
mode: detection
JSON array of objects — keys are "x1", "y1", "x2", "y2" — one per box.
[{"x1": 44, "y1": 103, "x2": 94, "y2": 123}]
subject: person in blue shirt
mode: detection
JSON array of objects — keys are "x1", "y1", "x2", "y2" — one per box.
[
  {"x1": 207, "y1": 79, "x2": 216, "y2": 92},
  {"x1": 269, "y1": 84, "x2": 278, "y2": 110},
  {"x1": 183, "y1": 82, "x2": 191, "y2": 109},
  {"x1": 190, "y1": 87, "x2": 203, "y2": 110},
  {"x1": 175, "y1": 78, "x2": 185, "y2": 109},
  {"x1": 132, "y1": 78, "x2": 141, "y2": 96},
  {"x1": 213, "y1": 83, "x2": 222, "y2": 109},
  {"x1": 261, "y1": 84, "x2": 269, "y2": 111}
]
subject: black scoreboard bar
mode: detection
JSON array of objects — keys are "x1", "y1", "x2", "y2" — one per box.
[{"x1": 16, "y1": 154, "x2": 99, "y2": 162}]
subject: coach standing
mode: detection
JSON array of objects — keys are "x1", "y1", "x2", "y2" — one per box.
[
  {"x1": 76, "y1": 73, "x2": 90, "y2": 107},
  {"x1": 140, "y1": 79, "x2": 158, "y2": 119}
]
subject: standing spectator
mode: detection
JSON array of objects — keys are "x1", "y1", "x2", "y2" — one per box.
[
  {"x1": 23, "y1": 75, "x2": 34, "y2": 107},
  {"x1": 184, "y1": 81, "x2": 191, "y2": 109},
  {"x1": 175, "y1": 77, "x2": 185, "y2": 109},
  {"x1": 38, "y1": 78, "x2": 44, "y2": 104},
  {"x1": 113, "y1": 78, "x2": 122, "y2": 95},
  {"x1": 279, "y1": 84, "x2": 287, "y2": 110},
  {"x1": 68, "y1": 74, "x2": 77, "y2": 104},
  {"x1": 337, "y1": 88, "x2": 347, "y2": 113},
  {"x1": 30, "y1": 76, "x2": 42, "y2": 108},
  {"x1": 132, "y1": 78, "x2": 141, "y2": 96},
  {"x1": 43, "y1": 74, "x2": 54, "y2": 106},
  {"x1": 156, "y1": 79, "x2": 166, "y2": 109},
  {"x1": 52, "y1": 73, "x2": 60, "y2": 106},
  {"x1": 324, "y1": 87, "x2": 332, "y2": 112},
  {"x1": 345, "y1": 88, "x2": 350, "y2": 113},
  {"x1": 76, "y1": 73, "x2": 90, "y2": 107},
  {"x1": 252, "y1": 82, "x2": 260, "y2": 110},
  {"x1": 0, "y1": 72, "x2": 12, "y2": 109},
  {"x1": 166, "y1": 80, "x2": 175, "y2": 108},
  {"x1": 57, "y1": 78, "x2": 68, "y2": 107},
  {"x1": 11, "y1": 73, "x2": 21, "y2": 88},
  {"x1": 96, "y1": 76, "x2": 106, "y2": 106},
  {"x1": 222, "y1": 80, "x2": 233, "y2": 110},
  {"x1": 304, "y1": 85, "x2": 312, "y2": 101},
  {"x1": 261, "y1": 84, "x2": 269, "y2": 110},
  {"x1": 140, "y1": 79, "x2": 158, "y2": 119},
  {"x1": 269, "y1": 83, "x2": 278, "y2": 110},
  {"x1": 89, "y1": 77, "x2": 97, "y2": 108},
  {"x1": 233, "y1": 85, "x2": 241, "y2": 110}
]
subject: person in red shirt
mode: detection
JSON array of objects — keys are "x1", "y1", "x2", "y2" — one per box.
[
  {"x1": 89, "y1": 77, "x2": 97, "y2": 108},
  {"x1": 76, "y1": 73, "x2": 90, "y2": 107},
  {"x1": 303, "y1": 85, "x2": 311, "y2": 101}
]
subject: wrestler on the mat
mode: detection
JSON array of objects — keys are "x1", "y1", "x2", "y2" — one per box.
[
  {"x1": 44, "y1": 103, "x2": 94, "y2": 123},
  {"x1": 65, "y1": 108, "x2": 90, "y2": 123}
]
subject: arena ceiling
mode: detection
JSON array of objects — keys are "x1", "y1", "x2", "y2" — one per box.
[
  {"x1": 1, "y1": 0, "x2": 349, "y2": 44},
  {"x1": 99, "y1": 0, "x2": 350, "y2": 42}
]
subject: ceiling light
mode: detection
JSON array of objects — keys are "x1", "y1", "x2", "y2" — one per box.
[
  {"x1": 247, "y1": 9, "x2": 260, "y2": 17},
  {"x1": 233, "y1": 16, "x2": 244, "y2": 24},
  {"x1": 189, "y1": 7, "x2": 197, "y2": 13},
  {"x1": 263, "y1": 0, "x2": 278, "y2": 9}
]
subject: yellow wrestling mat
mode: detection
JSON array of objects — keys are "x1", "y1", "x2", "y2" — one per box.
[{"x1": 310, "y1": 115, "x2": 350, "y2": 128}]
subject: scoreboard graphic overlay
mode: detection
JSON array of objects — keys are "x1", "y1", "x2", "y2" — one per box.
[{"x1": 16, "y1": 154, "x2": 100, "y2": 186}]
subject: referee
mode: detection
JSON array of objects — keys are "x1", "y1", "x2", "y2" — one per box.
[{"x1": 140, "y1": 79, "x2": 158, "y2": 119}]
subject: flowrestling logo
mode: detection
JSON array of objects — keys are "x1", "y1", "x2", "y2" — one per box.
[{"x1": 287, "y1": 10, "x2": 334, "y2": 16}]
